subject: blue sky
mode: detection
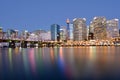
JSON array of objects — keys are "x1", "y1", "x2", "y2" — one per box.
[{"x1": 0, "y1": 0, "x2": 120, "y2": 32}]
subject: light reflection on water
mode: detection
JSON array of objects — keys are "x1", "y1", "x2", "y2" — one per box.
[{"x1": 0, "y1": 47, "x2": 120, "y2": 80}]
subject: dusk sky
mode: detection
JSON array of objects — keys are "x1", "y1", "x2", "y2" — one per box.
[{"x1": 0, "y1": 0, "x2": 120, "y2": 32}]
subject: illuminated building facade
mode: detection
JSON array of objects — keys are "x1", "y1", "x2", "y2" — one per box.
[
  {"x1": 90, "y1": 17, "x2": 107, "y2": 40},
  {"x1": 73, "y1": 18, "x2": 87, "y2": 41},
  {"x1": 60, "y1": 26, "x2": 67, "y2": 41},
  {"x1": 66, "y1": 19, "x2": 74, "y2": 41},
  {"x1": 107, "y1": 19, "x2": 119, "y2": 38},
  {"x1": 51, "y1": 24, "x2": 60, "y2": 41},
  {"x1": 66, "y1": 18, "x2": 70, "y2": 40},
  {"x1": 68, "y1": 23, "x2": 74, "y2": 40}
]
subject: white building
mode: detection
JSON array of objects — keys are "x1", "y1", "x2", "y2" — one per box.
[{"x1": 107, "y1": 19, "x2": 119, "y2": 39}]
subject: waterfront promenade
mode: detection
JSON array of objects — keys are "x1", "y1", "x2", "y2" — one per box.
[{"x1": 0, "y1": 38, "x2": 120, "y2": 48}]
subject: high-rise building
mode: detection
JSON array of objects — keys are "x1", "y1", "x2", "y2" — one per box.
[
  {"x1": 73, "y1": 18, "x2": 87, "y2": 41},
  {"x1": 107, "y1": 19, "x2": 119, "y2": 38},
  {"x1": 51, "y1": 24, "x2": 60, "y2": 41},
  {"x1": 90, "y1": 17, "x2": 107, "y2": 40},
  {"x1": 60, "y1": 26, "x2": 67, "y2": 41},
  {"x1": 68, "y1": 23, "x2": 74, "y2": 40},
  {"x1": 66, "y1": 18, "x2": 70, "y2": 40},
  {"x1": 66, "y1": 19, "x2": 74, "y2": 41}
]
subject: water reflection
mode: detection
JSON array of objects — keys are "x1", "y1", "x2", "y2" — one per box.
[
  {"x1": 8, "y1": 48, "x2": 13, "y2": 72},
  {"x1": 0, "y1": 47, "x2": 120, "y2": 80}
]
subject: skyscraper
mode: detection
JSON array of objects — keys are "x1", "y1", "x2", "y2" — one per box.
[
  {"x1": 90, "y1": 17, "x2": 107, "y2": 40},
  {"x1": 73, "y1": 18, "x2": 87, "y2": 41},
  {"x1": 107, "y1": 19, "x2": 119, "y2": 38},
  {"x1": 66, "y1": 18, "x2": 70, "y2": 40},
  {"x1": 51, "y1": 24, "x2": 60, "y2": 41},
  {"x1": 66, "y1": 19, "x2": 74, "y2": 41},
  {"x1": 60, "y1": 26, "x2": 67, "y2": 41},
  {"x1": 68, "y1": 23, "x2": 74, "y2": 40}
]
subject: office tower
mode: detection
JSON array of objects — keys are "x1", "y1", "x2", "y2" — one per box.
[
  {"x1": 66, "y1": 18, "x2": 70, "y2": 40},
  {"x1": 66, "y1": 19, "x2": 74, "y2": 41},
  {"x1": 107, "y1": 19, "x2": 119, "y2": 38},
  {"x1": 68, "y1": 23, "x2": 74, "y2": 40},
  {"x1": 73, "y1": 18, "x2": 87, "y2": 41},
  {"x1": 60, "y1": 26, "x2": 67, "y2": 41},
  {"x1": 51, "y1": 24, "x2": 60, "y2": 41},
  {"x1": 90, "y1": 17, "x2": 107, "y2": 40}
]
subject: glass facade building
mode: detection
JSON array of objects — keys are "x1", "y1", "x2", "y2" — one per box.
[
  {"x1": 66, "y1": 18, "x2": 74, "y2": 41},
  {"x1": 68, "y1": 23, "x2": 74, "y2": 40},
  {"x1": 73, "y1": 18, "x2": 87, "y2": 41},
  {"x1": 60, "y1": 26, "x2": 67, "y2": 41},
  {"x1": 90, "y1": 17, "x2": 107, "y2": 40},
  {"x1": 107, "y1": 19, "x2": 119, "y2": 38},
  {"x1": 51, "y1": 24, "x2": 60, "y2": 41},
  {"x1": 66, "y1": 18, "x2": 70, "y2": 40}
]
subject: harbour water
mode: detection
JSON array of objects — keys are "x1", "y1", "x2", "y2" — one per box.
[{"x1": 0, "y1": 46, "x2": 120, "y2": 80}]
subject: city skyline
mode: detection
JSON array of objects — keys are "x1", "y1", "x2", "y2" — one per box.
[
  {"x1": 0, "y1": 0, "x2": 120, "y2": 31},
  {"x1": 0, "y1": 17, "x2": 120, "y2": 32}
]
